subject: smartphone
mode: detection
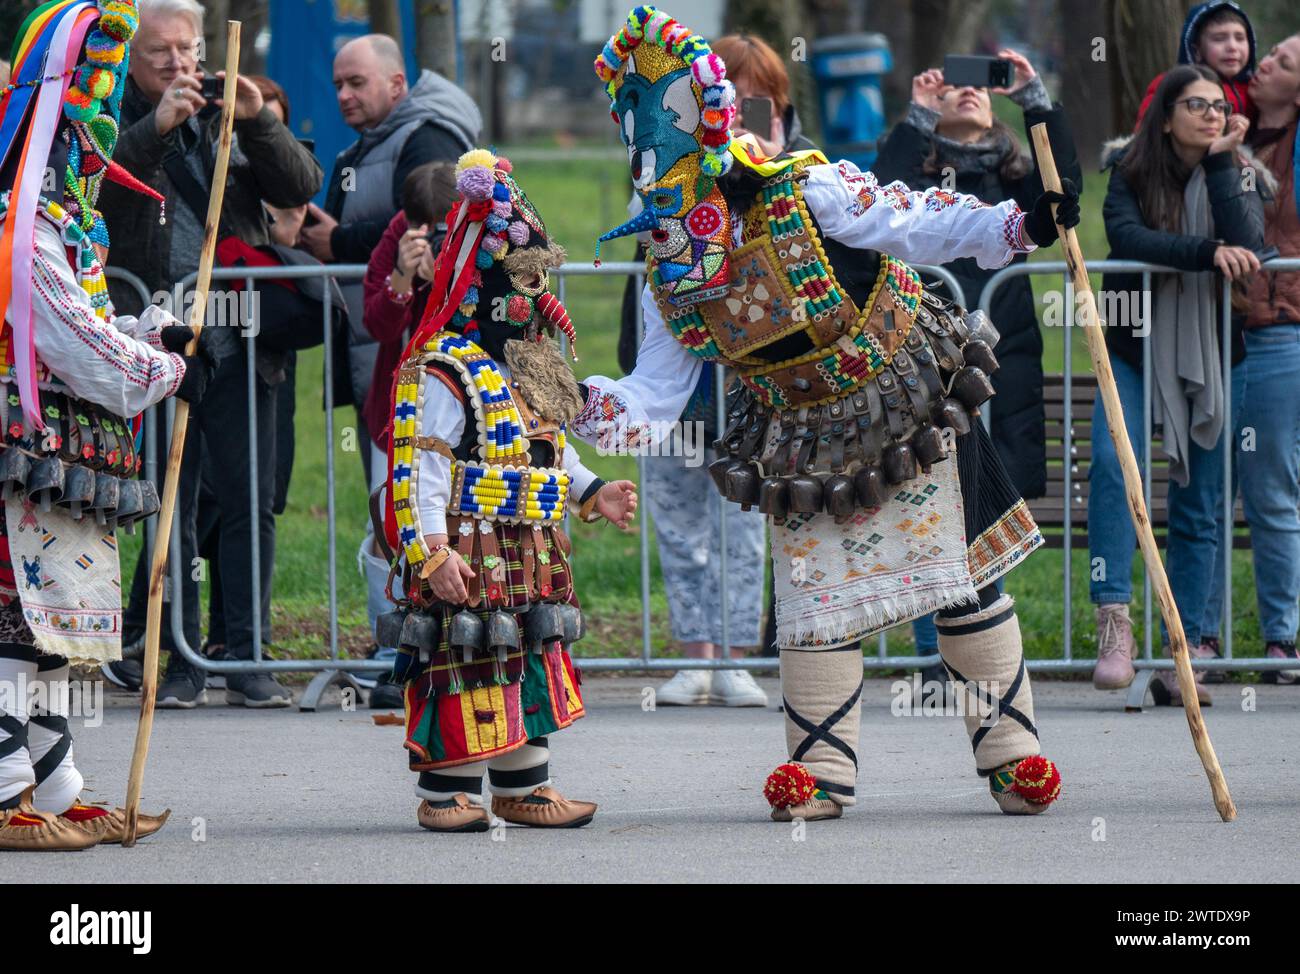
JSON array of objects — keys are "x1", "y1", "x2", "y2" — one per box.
[
  {"x1": 740, "y1": 96, "x2": 773, "y2": 142},
  {"x1": 943, "y1": 55, "x2": 1013, "y2": 89},
  {"x1": 200, "y1": 76, "x2": 222, "y2": 102}
]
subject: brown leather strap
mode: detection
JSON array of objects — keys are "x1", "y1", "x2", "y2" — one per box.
[
  {"x1": 478, "y1": 525, "x2": 504, "y2": 606},
  {"x1": 413, "y1": 435, "x2": 455, "y2": 459},
  {"x1": 369, "y1": 486, "x2": 396, "y2": 563},
  {"x1": 521, "y1": 524, "x2": 537, "y2": 599}
]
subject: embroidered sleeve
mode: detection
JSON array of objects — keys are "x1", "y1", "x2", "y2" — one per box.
[
  {"x1": 802, "y1": 159, "x2": 1035, "y2": 270},
  {"x1": 570, "y1": 284, "x2": 703, "y2": 452},
  {"x1": 28, "y1": 220, "x2": 185, "y2": 416}
]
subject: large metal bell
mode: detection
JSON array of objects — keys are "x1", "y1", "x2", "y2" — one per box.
[
  {"x1": 912, "y1": 425, "x2": 947, "y2": 468},
  {"x1": 707, "y1": 455, "x2": 735, "y2": 494},
  {"x1": 114, "y1": 479, "x2": 143, "y2": 532},
  {"x1": 26, "y1": 457, "x2": 64, "y2": 511},
  {"x1": 137, "y1": 479, "x2": 161, "y2": 520},
  {"x1": 375, "y1": 609, "x2": 408, "y2": 650},
  {"x1": 757, "y1": 477, "x2": 789, "y2": 518},
  {"x1": 823, "y1": 473, "x2": 856, "y2": 518},
  {"x1": 0, "y1": 448, "x2": 31, "y2": 501},
  {"x1": 786, "y1": 474, "x2": 824, "y2": 514},
  {"x1": 524, "y1": 602, "x2": 564, "y2": 653},
  {"x1": 932, "y1": 397, "x2": 972, "y2": 436},
  {"x1": 486, "y1": 609, "x2": 520, "y2": 663},
  {"x1": 723, "y1": 461, "x2": 761, "y2": 508},
  {"x1": 56, "y1": 466, "x2": 96, "y2": 520},
  {"x1": 951, "y1": 366, "x2": 996, "y2": 410},
  {"x1": 88, "y1": 472, "x2": 121, "y2": 526},
  {"x1": 557, "y1": 603, "x2": 584, "y2": 645},
  {"x1": 853, "y1": 464, "x2": 885, "y2": 508},
  {"x1": 882, "y1": 443, "x2": 918, "y2": 485},
  {"x1": 960, "y1": 338, "x2": 999, "y2": 374},
  {"x1": 399, "y1": 612, "x2": 440, "y2": 664},
  {"x1": 448, "y1": 609, "x2": 485, "y2": 664}
]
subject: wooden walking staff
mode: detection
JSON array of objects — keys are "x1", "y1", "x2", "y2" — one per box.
[
  {"x1": 1028, "y1": 123, "x2": 1236, "y2": 822},
  {"x1": 122, "y1": 22, "x2": 243, "y2": 846}
]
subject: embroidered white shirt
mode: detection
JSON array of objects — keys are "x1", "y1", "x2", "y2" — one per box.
[{"x1": 570, "y1": 160, "x2": 1034, "y2": 448}]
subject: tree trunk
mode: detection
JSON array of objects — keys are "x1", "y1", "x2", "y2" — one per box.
[
  {"x1": 867, "y1": 0, "x2": 913, "y2": 121},
  {"x1": 1058, "y1": 0, "x2": 1113, "y2": 165},
  {"x1": 942, "y1": 0, "x2": 991, "y2": 54},
  {"x1": 1106, "y1": 0, "x2": 1192, "y2": 131},
  {"x1": 229, "y1": 0, "x2": 269, "y2": 75},
  {"x1": 415, "y1": 0, "x2": 458, "y2": 79},
  {"x1": 368, "y1": 0, "x2": 403, "y2": 47},
  {"x1": 203, "y1": 0, "x2": 231, "y2": 72}
]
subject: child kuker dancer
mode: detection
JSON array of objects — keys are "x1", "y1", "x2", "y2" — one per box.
[
  {"x1": 575, "y1": 6, "x2": 1078, "y2": 820},
  {"x1": 378, "y1": 149, "x2": 637, "y2": 833},
  {"x1": 0, "y1": 0, "x2": 214, "y2": 850}
]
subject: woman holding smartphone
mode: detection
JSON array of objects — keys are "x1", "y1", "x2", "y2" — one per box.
[{"x1": 1093, "y1": 64, "x2": 1264, "y2": 702}]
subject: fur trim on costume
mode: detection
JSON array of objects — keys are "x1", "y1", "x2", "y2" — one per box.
[
  {"x1": 503, "y1": 240, "x2": 567, "y2": 279},
  {"x1": 764, "y1": 762, "x2": 818, "y2": 809},
  {"x1": 503, "y1": 337, "x2": 584, "y2": 424}
]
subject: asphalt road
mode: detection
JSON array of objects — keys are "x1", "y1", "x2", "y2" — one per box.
[{"x1": 12, "y1": 675, "x2": 1300, "y2": 883}]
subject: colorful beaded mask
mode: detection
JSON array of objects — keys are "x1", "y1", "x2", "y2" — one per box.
[
  {"x1": 594, "y1": 6, "x2": 737, "y2": 307},
  {"x1": 407, "y1": 149, "x2": 577, "y2": 363}
]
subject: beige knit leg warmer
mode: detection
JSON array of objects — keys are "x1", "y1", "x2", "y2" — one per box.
[
  {"x1": 935, "y1": 594, "x2": 1041, "y2": 776},
  {"x1": 779, "y1": 647, "x2": 863, "y2": 805}
]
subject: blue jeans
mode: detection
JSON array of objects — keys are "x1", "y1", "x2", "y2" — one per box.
[
  {"x1": 1203, "y1": 325, "x2": 1300, "y2": 643},
  {"x1": 1087, "y1": 355, "x2": 1233, "y2": 645}
]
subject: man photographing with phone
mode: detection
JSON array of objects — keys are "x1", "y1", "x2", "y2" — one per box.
[{"x1": 97, "y1": 0, "x2": 323, "y2": 710}]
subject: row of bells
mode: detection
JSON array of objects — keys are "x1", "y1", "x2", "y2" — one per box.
[
  {"x1": 0, "y1": 449, "x2": 159, "y2": 529},
  {"x1": 376, "y1": 602, "x2": 585, "y2": 665},
  {"x1": 711, "y1": 362, "x2": 997, "y2": 519}
]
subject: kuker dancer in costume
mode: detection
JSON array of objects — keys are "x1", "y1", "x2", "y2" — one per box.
[
  {"x1": 579, "y1": 7, "x2": 1077, "y2": 820},
  {"x1": 377, "y1": 149, "x2": 637, "y2": 833},
  {"x1": 0, "y1": 0, "x2": 213, "y2": 850}
]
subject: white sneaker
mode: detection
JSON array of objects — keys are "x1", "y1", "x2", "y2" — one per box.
[
  {"x1": 709, "y1": 668, "x2": 769, "y2": 707},
  {"x1": 655, "y1": 670, "x2": 713, "y2": 706}
]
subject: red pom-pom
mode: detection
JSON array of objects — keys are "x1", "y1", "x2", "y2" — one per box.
[
  {"x1": 1010, "y1": 755, "x2": 1061, "y2": 805},
  {"x1": 496, "y1": 156, "x2": 512, "y2": 173},
  {"x1": 763, "y1": 762, "x2": 818, "y2": 809}
]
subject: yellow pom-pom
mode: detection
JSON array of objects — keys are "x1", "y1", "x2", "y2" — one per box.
[{"x1": 456, "y1": 148, "x2": 498, "y2": 174}]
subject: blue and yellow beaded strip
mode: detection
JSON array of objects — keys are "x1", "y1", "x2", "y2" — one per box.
[{"x1": 448, "y1": 460, "x2": 569, "y2": 522}]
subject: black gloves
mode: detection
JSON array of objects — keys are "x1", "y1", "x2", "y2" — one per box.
[
  {"x1": 1023, "y1": 178, "x2": 1080, "y2": 248},
  {"x1": 169, "y1": 328, "x2": 219, "y2": 405},
  {"x1": 159, "y1": 324, "x2": 196, "y2": 353}
]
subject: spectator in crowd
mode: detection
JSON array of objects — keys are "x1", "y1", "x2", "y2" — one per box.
[
  {"x1": 623, "y1": 34, "x2": 817, "y2": 707},
  {"x1": 1202, "y1": 34, "x2": 1300, "y2": 683},
  {"x1": 1135, "y1": 2, "x2": 1258, "y2": 127},
  {"x1": 874, "y1": 51, "x2": 1081, "y2": 684},
  {"x1": 357, "y1": 161, "x2": 456, "y2": 709},
  {"x1": 298, "y1": 34, "x2": 480, "y2": 488},
  {"x1": 98, "y1": 0, "x2": 322, "y2": 708},
  {"x1": 1093, "y1": 64, "x2": 1264, "y2": 703}
]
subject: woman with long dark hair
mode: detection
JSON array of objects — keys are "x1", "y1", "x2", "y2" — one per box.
[{"x1": 1092, "y1": 64, "x2": 1265, "y2": 703}]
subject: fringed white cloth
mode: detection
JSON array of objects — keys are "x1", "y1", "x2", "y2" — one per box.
[{"x1": 773, "y1": 460, "x2": 977, "y2": 649}]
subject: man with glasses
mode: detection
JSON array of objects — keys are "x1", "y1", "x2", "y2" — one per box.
[{"x1": 98, "y1": 0, "x2": 323, "y2": 708}]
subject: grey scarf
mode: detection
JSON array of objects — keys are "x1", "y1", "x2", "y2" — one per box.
[{"x1": 1151, "y1": 165, "x2": 1224, "y2": 487}]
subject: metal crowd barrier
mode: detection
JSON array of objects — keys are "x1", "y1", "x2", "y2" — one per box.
[
  {"x1": 977, "y1": 257, "x2": 1300, "y2": 707},
  {"x1": 104, "y1": 257, "x2": 1299, "y2": 709}
]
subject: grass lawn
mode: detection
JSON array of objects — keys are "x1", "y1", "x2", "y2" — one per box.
[{"x1": 119, "y1": 152, "x2": 1270, "y2": 669}]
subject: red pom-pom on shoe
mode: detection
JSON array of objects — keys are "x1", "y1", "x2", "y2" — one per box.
[
  {"x1": 764, "y1": 762, "x2": 818, "y2": 809},
  {"x1": 1010, "y1": 755, "x2": 1061, "y2": 805}
]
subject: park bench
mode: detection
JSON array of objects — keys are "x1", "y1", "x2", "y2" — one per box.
[{"x1": 1028, "y1": 373, "x2": 1249, "y2": 548}]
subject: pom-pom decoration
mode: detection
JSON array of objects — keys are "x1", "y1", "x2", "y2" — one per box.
[
  {"x1": 507, "y1": 220, "x2": 530, "y2": 246},
  {"x1": 456, "y1": 165, "x2": 496, "y2": 202},
  {"x1": 1010, "y1": 755, "x2": 1061, "y2": 805},
  {"x1": 456, "y1": 148, "x2": 498, "y2": 173},
  {"x1": 763, "y1": 762, "x2": 818, "y2": 809}
]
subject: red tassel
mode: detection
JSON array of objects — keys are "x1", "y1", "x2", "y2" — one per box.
[
  {"x1": 1010, "y1": 755, "x2": 1061, "y2": 806},
  {"x1": 763, "y1": 762, "x2": 818, "y2": 809}
]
